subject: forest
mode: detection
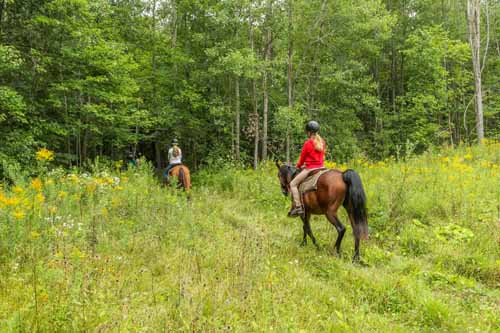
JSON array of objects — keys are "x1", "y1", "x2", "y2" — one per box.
[
  {"x1": 1, "y1": 1, "x2": 500, "y2": 331},
  {"x1": 1, "y1": 0, "x2": 499, "y2": 174}
]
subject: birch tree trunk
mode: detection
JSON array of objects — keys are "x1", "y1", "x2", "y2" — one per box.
[
  {"x1": 250, "y1": 21, "x2": 259, "y2": 169},
  {"x1": 150, "y1": 0, "x2": 163, "y2": 166},
  {"x1": 467, "y1": 0, "x2": 484, "y2": 142},
  {"x1": 262, "y1": 36, "x2": 271, "y2": 161}
]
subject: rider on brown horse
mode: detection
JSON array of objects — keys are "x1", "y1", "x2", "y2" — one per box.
[
  {"x1": 288, "y1": 120, "x2": 325, "y2": 217},
  {"x1": 163, "y1": 139, "x2": 182, "y2": 181},
  {"x1": 277, "y1": 121, "x2": 368, "y2": 261}
]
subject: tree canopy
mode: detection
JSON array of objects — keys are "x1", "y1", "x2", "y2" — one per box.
[{"x1": 1, "y1": 0, "x2": 498, "y2": 175}]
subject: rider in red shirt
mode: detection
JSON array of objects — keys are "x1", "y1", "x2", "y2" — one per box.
[{"x1": 289, "y1": 120, "x2": 326, "y2": 217}]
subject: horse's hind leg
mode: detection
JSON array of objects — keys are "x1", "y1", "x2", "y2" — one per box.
[
  {"x1": 347, "y1": 214, "x2": 361, "y2": 262},
  {"x1": 326, "y1": 209, "x2": 346, "y2": 256}
]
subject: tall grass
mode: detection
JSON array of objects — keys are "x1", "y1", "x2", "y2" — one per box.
[{"x1": 0, "y1": 142, "x2": 499, "y2": 332}]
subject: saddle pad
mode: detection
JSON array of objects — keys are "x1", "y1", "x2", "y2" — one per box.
[{"x1": 299, "y1": 169, "x2": 331, "y2": 194}]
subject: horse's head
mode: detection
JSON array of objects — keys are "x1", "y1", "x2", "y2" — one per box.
[{"x1": 275, "y1": 161, "x2": 296, "y2": 196}]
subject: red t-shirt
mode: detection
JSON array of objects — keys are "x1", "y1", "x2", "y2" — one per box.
[{"x1": 296, "y1": 138, "x2": 325, "y2": 169}]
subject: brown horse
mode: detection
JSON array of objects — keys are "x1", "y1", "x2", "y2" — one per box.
[
  {"x1": 276, "y1": 162, "x2": 368, "y2": 262},
  {"x1": 165, "y1": 165, "x2": 192, "y2": 191}
]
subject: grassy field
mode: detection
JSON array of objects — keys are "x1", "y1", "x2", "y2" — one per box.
[{"x1": 0, "y1": 142, "x2": 499, "y2": 332}]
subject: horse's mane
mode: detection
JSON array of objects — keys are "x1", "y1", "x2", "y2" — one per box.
[
  {"x1": 278, "y1": 164, "x2": 299, "y2": 183},
  {"x1": 287, "y1": 165, "x2": 299, "y2": 180}
]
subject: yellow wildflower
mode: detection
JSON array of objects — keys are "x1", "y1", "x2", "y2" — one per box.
[
  {"x1": 86, "y1": 182, "x2": 97, "y2": 193},
  {"x1": 35, "y1": 193, "x2": 45, "y2": 203},
  {"x1": 71, "y1": 247, "x2": 87, "y2": 259},
  {"x1": 13, "y1": 210, "x2": 25, "y2": 220},
  {"x1": 5, "y1": 197, "x2": 21, "y2": 206},
  {"x1": 36, "y1": 148, "x2": 54, "y2": 161},
  {"x1": 57, "y1": 191, "x2": 68, "y2": 199},
  {"x1": 12, "y1": 186, "x2": 24, "y2": 194},
  {"x1": 48, "y1": 206, "x2": 57, "y2": 214},
  {"x1": 67, "y1": 174, "x2": 79, "y2": 183},
  {"x1": 30, "y1": 231, "x2": 40, "y2": 240},
  {"x1": 31, "y1": 178, "x2": 43, "y2": 191},
  {"x1": 101, "y1": 207, "x2": 109, "y2": 218}
]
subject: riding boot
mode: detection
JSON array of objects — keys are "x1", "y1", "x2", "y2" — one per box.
[{"x1": 288, "y1": 206, "x2": 304, "y2": 217}]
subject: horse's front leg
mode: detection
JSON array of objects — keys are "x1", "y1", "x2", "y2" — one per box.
[
  {"x1": 301, "y1": 220, "x2": 307, "y2": 246},
  {"x1": 303, "y1": 212, "x2": 319, "y2": 249},
  {"x1": 300, "y1": 212, "x2": 309, "y2": 246}
]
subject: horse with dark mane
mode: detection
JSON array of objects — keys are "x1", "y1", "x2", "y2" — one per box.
[{"x1": 276, "y1": 162, "x2": 368, "y2": 262}]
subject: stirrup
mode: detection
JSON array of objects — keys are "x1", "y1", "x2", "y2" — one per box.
[{"x1": 288, "y1": 206, "x2": 304, "y2": 218}]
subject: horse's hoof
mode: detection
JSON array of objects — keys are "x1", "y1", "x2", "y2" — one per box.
[{"x1": 300, "y1": 241, "x2": 307, "y2": 247}]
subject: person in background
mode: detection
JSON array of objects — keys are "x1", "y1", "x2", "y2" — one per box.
[
  {"x1": 163, "y1": 139, "x2": 182, "y2": 180},
  {"x1": 127, "y1": 152, "x2": 137, "y2": 168},
  {"x1": 288, "y1": 121, "x2": 326, "y2": 217}
]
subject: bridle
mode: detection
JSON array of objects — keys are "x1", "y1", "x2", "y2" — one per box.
[{"x1": 280, "y1": 165, "x2": 297, "y2": 196}]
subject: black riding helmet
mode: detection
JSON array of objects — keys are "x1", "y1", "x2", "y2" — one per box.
[
  {"x1": 305, "y1": 120, "x2": 320, "y2": 133},
  {"x1": 172, "y1": 138, "x2": 178, "y2": 145}
]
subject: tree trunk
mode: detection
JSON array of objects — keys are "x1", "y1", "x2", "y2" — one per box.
[
  {"x1": 82, "y1": 128, "x2": 88, "y2": 163},
  {"x1": 171, "y1": 0, "x2": 178, "y2": 48},
  {"x1": 155, "y1": 141, "x2": 162, "y2": 169},
  {"x1": 286, "y1": 0, "x2": 293, "y2": 164},
  {"x1": 235, "y1": 76, "x2": 240, "y2": 161},
  {"x1": 262, "y1": 41, "x2": 270, "y2": 161},
  {"x1": 252, "y1": 79, "x2": 259, "y2": 169},
  {"x1": 0, "y1": 0, "x2": 5, "y2": 40},
  {"x1": 151, "y1": 0, "x2": 162, "y2": 165},
  {"x1": 467, "y1": 0, "x2": 484, "y2": 142},
  {"x1": 250, "y1": 23, "x2": 259, "y2": 169},
  {"x1": 262, "y1": 0, "x2": 273, "y2": 161}
]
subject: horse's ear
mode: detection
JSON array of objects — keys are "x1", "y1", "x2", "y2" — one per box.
[{"x1": 275, "y1": 160, "x2": 281, "y2": 169}]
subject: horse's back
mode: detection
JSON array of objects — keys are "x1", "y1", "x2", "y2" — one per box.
[
  {"x1": 304, "y1": 169, "x2": 346, "y2": 213},
  {"x1": 171, "y1": 165, "x2": 191, "y2": 190}
]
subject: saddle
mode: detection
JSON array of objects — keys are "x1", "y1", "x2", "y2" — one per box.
[{"x1": 299, "y1": 168, "x2": 331, "y2": 194}]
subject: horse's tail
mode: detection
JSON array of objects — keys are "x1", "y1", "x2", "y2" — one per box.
[
  {"x1": 178, "y1": 166, "x2": 192, "y2": 191},
  {"x1": 343, "y1": 169, "x2": 368, "y2": 240},
  {"x1": 178, "y1": 167, "x2": 186, "y2": 189}
]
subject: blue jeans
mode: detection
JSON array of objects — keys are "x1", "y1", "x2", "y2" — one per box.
[{"x1": 163, "y1": 163, "x2": 181, "y2": 179}]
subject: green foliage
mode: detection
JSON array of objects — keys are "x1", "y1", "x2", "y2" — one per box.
[
  {"x1": 1, "y1": 0, "x2": 498, "y2": 170},
  {"x1": 396, "y1": 26, "x2": 472, "y2": 152}
]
